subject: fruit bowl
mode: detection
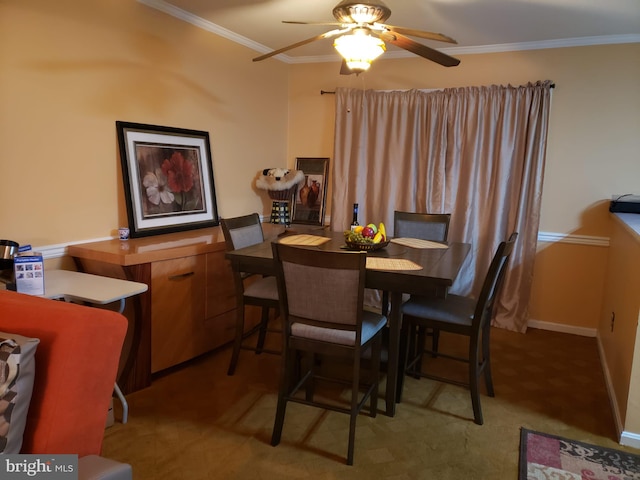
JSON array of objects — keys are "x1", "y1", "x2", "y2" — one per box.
[
  {"x1": 345, "y1": 240, "x2": 390, "y2": 251},
  {"x1": 344, "y1": 221, "x2": 388, "y2": 251}
]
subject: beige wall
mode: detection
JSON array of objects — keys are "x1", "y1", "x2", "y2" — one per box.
[
  {"x1": 0, "y1": 0, "x2": 289, "y2": 247},
  {"x1": 286, "y1": 44, "x2": 640, "y2": 329}
]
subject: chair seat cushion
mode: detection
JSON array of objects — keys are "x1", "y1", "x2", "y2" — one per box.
[
  {"x1": 402, "y1": 294, "x2": 475, "y2": 327},
  {"x1": 292, "y1": 311, "x2": 386, "y2": 346},
  {"x1": 244, "y1": 275, "x2": 278, "y2": 301}
]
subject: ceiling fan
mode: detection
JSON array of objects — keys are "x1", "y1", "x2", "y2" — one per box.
[{"x1": 253, "y1": 0, "x2": 460, "y2": 74}]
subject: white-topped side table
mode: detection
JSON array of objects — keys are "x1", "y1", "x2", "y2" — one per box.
[{"x1": 41, "y1": 269, "x2": 149, "y2": 423}]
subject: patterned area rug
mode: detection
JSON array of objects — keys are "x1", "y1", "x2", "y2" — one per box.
[{"x1": 519, "y1": 428, "x2": 640, "y2": 479}]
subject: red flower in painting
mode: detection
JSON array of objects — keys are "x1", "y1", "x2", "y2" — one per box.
[{"x1": 161, "y1": 152, "x2": 194, "y2": 193}]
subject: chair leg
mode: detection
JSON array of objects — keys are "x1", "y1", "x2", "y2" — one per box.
[
  {"x1": 370, "y1": 335, "x2": 381, "y2": 418},
  {"x1": 413, "y1": 326, "x2": 425, "y2": 377},
  {"x1": 255, "y1": 306, "x2": 270, "y2": 354},
  {"x1": 397, "y1": 317, "x2": 414, "y2": 403},
  {"x1": 469, "y1": 335, "x2": 483, "y2": 425},
  {"x1": 347, "y1": 411, "x2": 357, "y2": 466},
  {"x1": 381, "y1": 290, "x2": 390, "y2": 316},
  {"x1": 271, "y1": 396, "x2": 287, "y2": 446},
  {"x1": 227, "y1": 305, "x2": 246, "y2": 376},
  {"x1": 347, "y1": 355, "x2": 361, "y2": 466},
  {"x1": 271, "y1": 346, "x2": 293, "y2": 447},
  {"x1": 482, "y1": 325, "x2": 495, "y2": 397}
]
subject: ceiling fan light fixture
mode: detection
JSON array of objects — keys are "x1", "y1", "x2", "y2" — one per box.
[
  {"x1": 332, "y1": 0, "x2": 392, "y2": 24},
  {"x1": 334, "y1": 29, "x2": 386, "y2": 72}
]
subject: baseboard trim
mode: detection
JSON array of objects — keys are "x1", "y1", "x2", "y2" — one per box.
[
  {"x1": 620, "y1": 431, "x2": 640, "y2": 449},
  {"x1": 527, "y1": 319, "x2": 597, "y2": 337},
  {"x1": 596, "y1": 333, "x2": 625, "y2": 442}
]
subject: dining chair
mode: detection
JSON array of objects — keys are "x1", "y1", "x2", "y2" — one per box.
[
  {"x1": 382, "y1": 212, "x2": 451, "y2": 312},
  {"x1": 393, "y1": 211, "x2": 451, "y2": 242},
  {"x1": 270, "y1": 242, "x2": 386, "y2": 466},
  {"x1": 400, "y1": 232, "x2": 517, "y2": 425},
  {"x1": 381, "y1": 211, "x2": 452, "y2": 362},
  {"x1": 220, "y1": 213, "x2": 280, "y2": 376}
]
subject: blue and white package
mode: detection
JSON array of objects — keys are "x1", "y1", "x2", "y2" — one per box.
[{"x1": 14, "y1": 252, "x2": 44, "y2": 295}]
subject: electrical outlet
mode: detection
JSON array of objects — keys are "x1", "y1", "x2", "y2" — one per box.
[{"x1": 611, "y1": 312, "x2": 615, "y2": 332}]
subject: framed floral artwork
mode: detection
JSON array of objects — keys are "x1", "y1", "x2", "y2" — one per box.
[
  {"x1": 292, "y1": 157, "x2": 329, "y2": 226},
  {"x1": 116, "y1": 121, "x2": 219, "y2": 238}
]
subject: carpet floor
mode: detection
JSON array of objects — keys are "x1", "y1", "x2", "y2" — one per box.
[
  {"x1": 103, "y1": 327, "x2": 640, "y2": 479},
  {"x1": 519, "y1": 428, "x2": 640, "y2": 479}
]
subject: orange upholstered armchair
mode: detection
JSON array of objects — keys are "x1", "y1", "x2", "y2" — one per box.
[{"x1": 0, "y1": 290, "x2": 132, "y2": 479}]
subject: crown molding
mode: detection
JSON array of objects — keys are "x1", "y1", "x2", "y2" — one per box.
[{"x1": 137, "y1": 0, "x2": 268, "y2": 53}]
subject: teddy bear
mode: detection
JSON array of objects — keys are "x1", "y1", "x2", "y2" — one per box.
[{"x1": 256, "y1": 168, "x2": 304, "y2": 200}]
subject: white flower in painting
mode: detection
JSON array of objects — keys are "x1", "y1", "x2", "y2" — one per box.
[{"x1": 143, "y1": 168, "x2": 174, "y2": 205}]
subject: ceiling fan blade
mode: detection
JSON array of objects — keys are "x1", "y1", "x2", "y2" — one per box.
[
  {"x1": 379, "y1": 31, "x2": 460, "y2": 67},
  {"x1": 283, "y1": 21, "x2": 344, "y2": 26},
  {"x1": 382, "y1": 25, "x2": 457, "y2": 44},
  {"x1": 253, "y1": 27, "x2": 350, "y2": 62}
]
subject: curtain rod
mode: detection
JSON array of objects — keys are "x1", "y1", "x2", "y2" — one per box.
[{"x1": 321, "y1": 84, "x2": 555, "y2": 95}]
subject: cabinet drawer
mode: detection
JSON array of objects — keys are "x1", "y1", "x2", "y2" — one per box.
[{"x1": 151, "y1": 256, "x2": 206, "y2": 373}]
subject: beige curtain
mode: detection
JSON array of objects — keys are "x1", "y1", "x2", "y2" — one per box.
[{"x1": 331, "y1": 81, "x2": 553, "y2": 332}]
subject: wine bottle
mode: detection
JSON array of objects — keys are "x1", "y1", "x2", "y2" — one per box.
[{"x1": 350, "y1": 203, "x2": 359, "y2": 231}]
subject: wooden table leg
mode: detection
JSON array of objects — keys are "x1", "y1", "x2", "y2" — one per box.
[
  {"x1": 396, "y1": 295, "x2": 409, "y2": 404},
  {"x1": 385, "y1": 291, "x2": 403, "y2": 416}
]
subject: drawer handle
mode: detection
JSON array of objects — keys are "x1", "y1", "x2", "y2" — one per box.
[{"x1": 168, "y1": 271, "x2": 195, "y2": 281}]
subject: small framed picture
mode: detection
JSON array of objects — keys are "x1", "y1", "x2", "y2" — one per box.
[
  {"x1": 116, "y1": 121, "x2": 219, "y2": 238},
  {"x1": 292, "y1": 157, "x2": 329, "y2": 226}
]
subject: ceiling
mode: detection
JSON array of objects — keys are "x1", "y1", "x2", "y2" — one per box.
[{"x1": 138, "y1": 0, "x2": 640, "y2": 64}]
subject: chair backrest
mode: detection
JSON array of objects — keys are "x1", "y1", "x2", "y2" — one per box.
[
  {"x1": 393, "y1": 211, "x2": 451, "y2": 242},
  {"x1": 220, "y1": 213, "x2": 265, "y2": 251},
  {"x1": 272, "y1": 243, "x2": 367, "y2": 343},
  {"x1": 473, "y1": 232, "x2": 518, "y2": 328}
]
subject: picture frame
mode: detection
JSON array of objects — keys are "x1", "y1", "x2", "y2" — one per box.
[
  {"x1": 292, "y1": 157, "x2": 329, "y2": 226},
  {"x1": 116, "y1": 121, "x2": 219, "y2": 238}
]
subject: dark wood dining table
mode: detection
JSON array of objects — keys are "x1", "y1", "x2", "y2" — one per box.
[{"x1": 225, "y1": 227, "x2": 471, "y2": 416}]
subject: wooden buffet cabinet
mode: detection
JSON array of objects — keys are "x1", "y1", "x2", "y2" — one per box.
[{"x1": 68, "y1": 227, "x2": 239, "y2": 394}]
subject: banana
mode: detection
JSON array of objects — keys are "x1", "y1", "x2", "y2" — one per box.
[
  {"x1": 378, "y1": 222, "x2": 386, "y2": 240},
  {"x1": 373, "y1": 232, "x2": 383, "y2": 244}
]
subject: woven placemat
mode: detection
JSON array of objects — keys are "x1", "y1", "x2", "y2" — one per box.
[
  {"x1": 366, "y1": 258, "x2": 423, "y2": 271},
  {"x1": 391, "y1": 237, "x2": 449, "y2": 249},
  {"x1": 278, "y1": 234, "x2": 331, "y2": 246}
]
